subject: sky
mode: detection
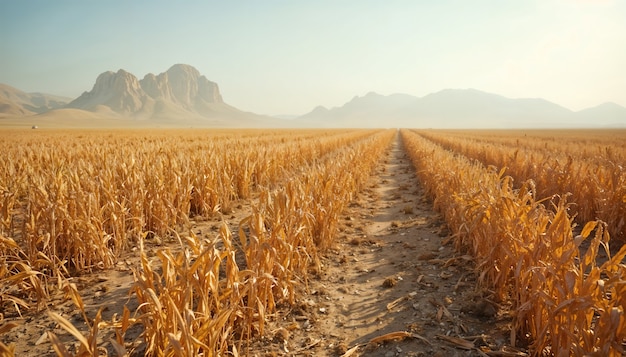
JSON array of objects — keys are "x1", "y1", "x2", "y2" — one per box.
[{"x1": 1, "y1": 0, "x2": 625, "y2": 116}]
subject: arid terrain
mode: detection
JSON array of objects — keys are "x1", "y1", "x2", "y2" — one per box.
[
  {"x1": 244, "y1": 134, "x2": 515, "y2": 356},
  {"x1": 1, "y1": 133, "x2": 517, "y2": 356},
  {"x1": 3, "y1": 1, "x2": 626, "y2": 354},
  {"x1": 2, "y1": 127, "x2": 625, "y2": 356}
]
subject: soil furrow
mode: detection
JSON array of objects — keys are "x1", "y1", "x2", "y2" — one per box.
[{"x1": 275, "y1": 132, "x2": 510, "y2": 356}]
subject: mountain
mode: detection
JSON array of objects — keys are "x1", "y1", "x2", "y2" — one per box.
[
  {"x1": 299, "y1": 92, "x2": 418, "y2": 127},
  {"x1": 3, "y1": 72, "x2": 625, "y2": 128},
  {"x1": 68, "y1": 69, "x2": 148, "y2": 115},
  {"x1": 415, "y1": 89, "x2": 574, "y2": 128},
  {"x1": 66, "y1": 64, "x2": 272, "y2": 126},
  {"x1": 298, "y1": 89, "x2": 626, "y2": 128},
  {"x1": 0, "y1": 84, "x2": 71, "y2": 117},
  {"x1": 1, "y1": 65, "x2": 282, "y2": 127},
  {"x1": 574, "y1": 102, "x2": 626, "y2": 127}
]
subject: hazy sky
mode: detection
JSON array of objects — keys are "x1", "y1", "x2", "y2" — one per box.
[{"x1": 1, "y1": 0, "x2": 625, "y2": 115}]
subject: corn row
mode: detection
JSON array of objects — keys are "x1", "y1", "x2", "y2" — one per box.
[
  {"x1": 130, "y1": 130, "x2": 394, "y2": 355},
  {"x1": 415, "y1": 130, "x2": 626, "y2": 242},
  {"x1": 0, "y1": 129, "x2": 376, "y2": 317},
  {"x1": 401, "y1": 129, "x2": 626, "y2": 356},
  {"x1": 422, "y1": 129, "x2": 626, "y2": 162}
]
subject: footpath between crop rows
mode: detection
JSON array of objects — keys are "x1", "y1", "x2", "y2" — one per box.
[{"x1": 248, "y1": 133, "x2": 516, "y2": 356}]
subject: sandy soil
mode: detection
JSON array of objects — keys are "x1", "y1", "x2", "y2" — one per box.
[
  {"x1": 246, "y1": 135, "x2": 518, "y2": 356},
  {"x1": 1, "y1": 134, "x2": 520, "y2": 356}
]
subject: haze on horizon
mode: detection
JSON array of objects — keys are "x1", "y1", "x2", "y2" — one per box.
[{"x1": 1, "y1": 0, "x2": 625, "y2": 117}]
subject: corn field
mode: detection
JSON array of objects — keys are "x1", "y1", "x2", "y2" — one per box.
[
  {"x1": 401, "y1": 129, "x2": 626, "y2": 356},
  {"x1": 1, "y1": 128, "x2": 625, "y2": 356},
  {"x1": 414, "y1": 129, "x2": 626, "y2": 242},
  {"x1": 0, "y1": 128, "x2": 394, "y2": 356}
]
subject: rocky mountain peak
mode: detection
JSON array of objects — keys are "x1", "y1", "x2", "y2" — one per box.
[
  {"x1": 163, "y1": 64, "x2": 222, "y2": 107},
  {"x1": 139, "y1": 72, "x2": 172, "y2": 101},
  {"x1": 66, "y1": 64, "x2": 229, "y2": 119},
  {"x1": 94, "y1": 70, "x2": 142, "y2": 96},
  {"x1": 166, "y1": 63, "x2": 201, "y2": 78},
  {"x1": 69, "y1": 69, "x2": 146, "y2": 114}
]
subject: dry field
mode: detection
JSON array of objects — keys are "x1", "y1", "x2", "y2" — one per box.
[
  {"x1": 415, "y1": 129, "x2": 626, "y2": 242},
  {"x1": 402, "y1": 129, "x2": 626, "y2": 356},
  {"x1": 0, "y1": 128, "x2": 624, "y2": 356}
]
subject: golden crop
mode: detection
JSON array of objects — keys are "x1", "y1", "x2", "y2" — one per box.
[
  {"x1": 0, "y1": 128, "x2": 393, "y2": 356},
  {"x1": 401, "y1": 129, "x2": 626, "y2": 356},
  {"x1": 4, "y1": 127, "x2": 623, "y2": 356},
  {"x1": 415, "y1": 129, "x2": 626, "y2": 242},
  {"x1": 130, "y1": 130, "x2": 393, "y2": 355}
]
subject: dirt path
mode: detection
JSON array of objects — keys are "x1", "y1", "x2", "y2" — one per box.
[{"x1": 269, "y1": 133, "x2": 512, "y2": 356}]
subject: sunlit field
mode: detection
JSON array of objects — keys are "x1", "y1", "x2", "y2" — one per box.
[{"x1": 1, "y1": 128, "x2": 625, "y2": 356}]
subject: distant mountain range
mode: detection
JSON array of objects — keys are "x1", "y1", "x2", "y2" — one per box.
[
  {"x1": 0, "y1": 84, "x2": 71, "y2": 117},
  {"x1": 0, "y1": 64, "x2": 279, "y2": 127},
  {"x1": 65, "y1": 64, "x2": 277, "y2": 126},
  {"x1": 1, "y1": 65, "x2": 625, "y2": 128},
  {"x1": 298, "y1": 89, "x2": 626, "y2": 128}
]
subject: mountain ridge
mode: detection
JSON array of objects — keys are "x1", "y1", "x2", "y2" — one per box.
[
  {"x1": 0, "y1": 83, "x2": 72, "y2": 117},
  {"x1": 67, "y1": 64, "x2": 245, "y2": 121},
  {"x1": 0, "y1": 64, "x2": 282, "y2": 127},
  {"x1": 298, "y1": 89, "x2": 626, "y2": 128},
  {"x1": 2, "y1": 71, "x2": 625, "y2": 128}
]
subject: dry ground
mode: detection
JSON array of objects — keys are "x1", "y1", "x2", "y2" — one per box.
[
  {"x1": 246, "y1": 135, "x2": 517, "y2": 356},
  {"x1": 1, "y1": 134, "x2": 519, "y2": 356}
]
